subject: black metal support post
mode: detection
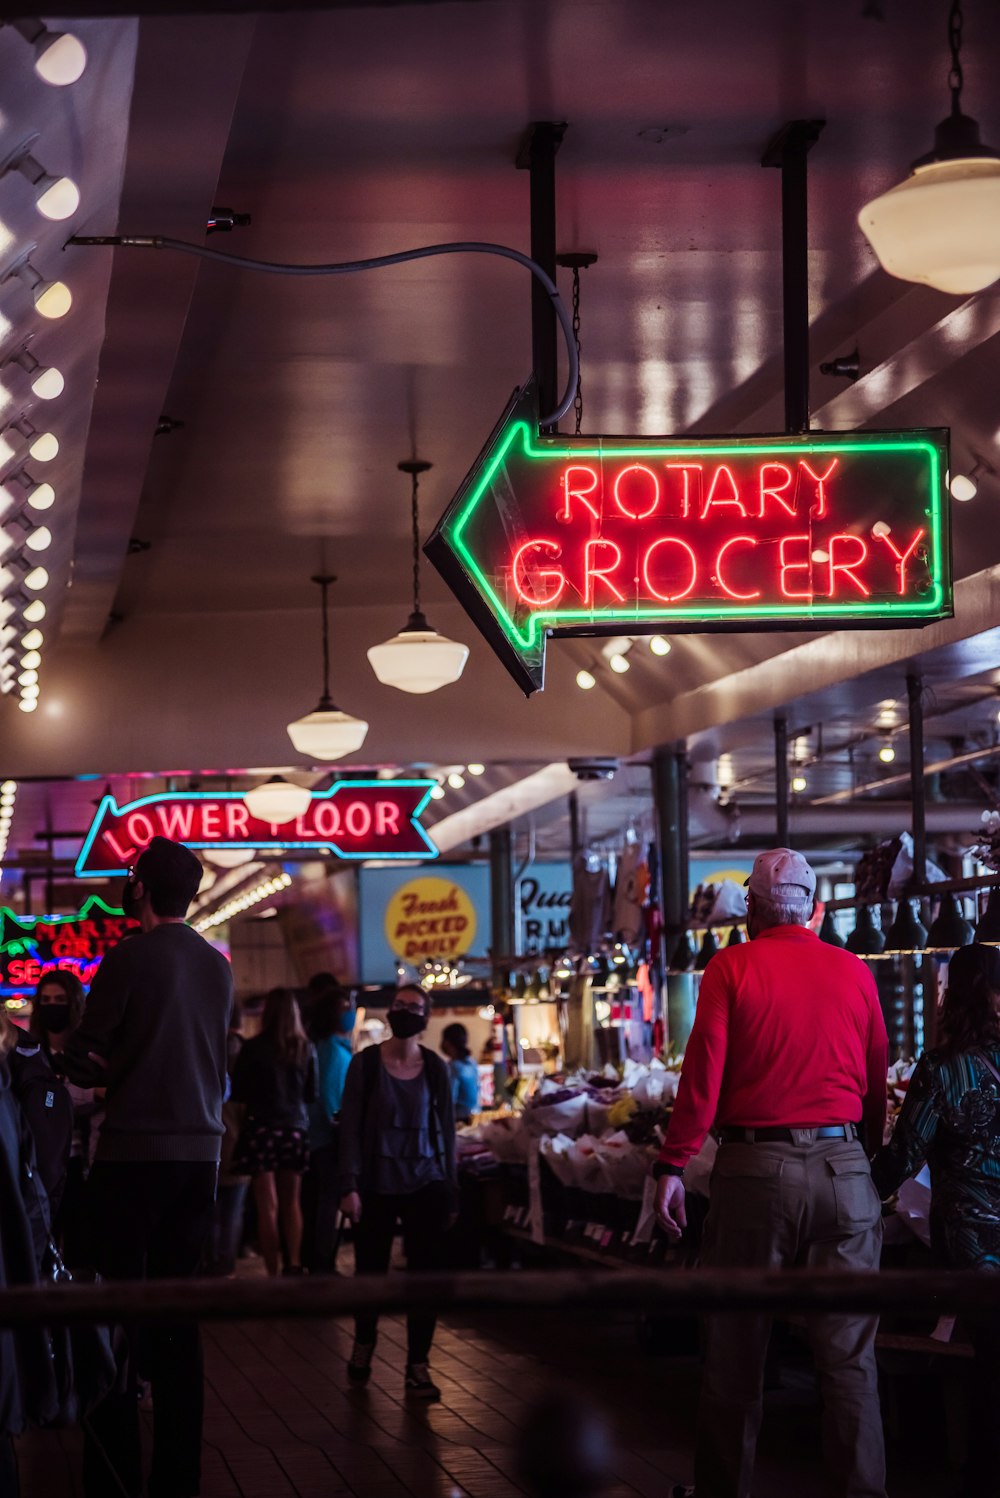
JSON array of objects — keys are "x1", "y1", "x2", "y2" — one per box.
[
  {"x1": 762, "y1": 119, "x2": 825, "y2": 435},
  {"x1": 652, "y1": 746, "x2": 692, "y2": 1045},
  {"x1": 774, "y1": 716, "x2": 790, "y2": 846},
  {"x1": 489, "y1": 827, "x2": 515, "y2": 984},
  {"x1": 907, "y1": 672, "x2": 927, "y2": 887},
  {"x1": 568, "y1": 791, "x2": 581, "y2": 864},
  {"x1": 517, "y1": 121, "x2": 566, "y2": 433}
]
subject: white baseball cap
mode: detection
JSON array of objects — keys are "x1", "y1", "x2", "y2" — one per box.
[{"x1": 746, "y1": 847, "x2": 817, "y2": 903}]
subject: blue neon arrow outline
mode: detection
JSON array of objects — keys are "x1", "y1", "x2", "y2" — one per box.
[{"x1": 74, "y1": 782, "x2": 439, "y2": 878}]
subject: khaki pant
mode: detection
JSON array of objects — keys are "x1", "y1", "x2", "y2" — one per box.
[{"x1": 695, "y1": 1136, "x2": 886, "y2": 1498}]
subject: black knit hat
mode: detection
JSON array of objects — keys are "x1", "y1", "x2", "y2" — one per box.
[{"x1": 136, "y1": 836, "x2": 203, "y2": 917}]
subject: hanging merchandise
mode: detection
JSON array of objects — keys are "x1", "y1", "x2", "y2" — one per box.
[
  {"x1": 612, "y1": 840, "x2": 644, "y2": 945},
  {"x1": 569, "y1": 855, "x2": 611, "y2": 954}
]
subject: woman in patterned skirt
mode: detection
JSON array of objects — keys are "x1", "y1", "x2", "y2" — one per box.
[
  {"x1": 873, "y1": 942, "x2": 1000, "y2": 1498},
  {"x1": 231, "y1": 988, "x2": 317, "y2": 1276}
]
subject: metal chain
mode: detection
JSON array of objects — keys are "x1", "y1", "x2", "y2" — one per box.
[
  {"x1": 410, "y1": 470, "x2": 422, "y2": 618},
  {"x1": 571, "y1": 265, "x2": 584, "y2": 436},
  {"x1": 319, "y1": 576, "x2": 331, "y2": 700},
  {"x1": 948, "y1": 0, "x2": 964, "y2": 112}
]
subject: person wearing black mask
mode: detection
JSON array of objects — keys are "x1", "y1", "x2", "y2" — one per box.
[
  {"x1": 337, "y1": 984, "x2": 456, "y2": 1400},
  {"x1": 27, "y1": 971, "x2": 96, "y2": 1261}
]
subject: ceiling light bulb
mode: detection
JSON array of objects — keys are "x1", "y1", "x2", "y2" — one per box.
[
  {"x1": 17, "y1": 670, "x2": 37, "y2": 686},
  {"x1": 467, "y1": 763, "x2": 485, "y2": 776},
  {"x1": 950, "y1": 472, "x2": 978, "y2": 501},
  {"x1": 1, "y1": 782, "x2": 17, "y2": 795},
  {"x1": 608, "y1": 652, "x2": 630, "y2": 674},
  {"x1": 30, "y1": 366, "x2": 63, "y2": 401},
  {"x1": 31, "y1": 29, "x2": 88, "y2": 86},
  {"x1": 22, "y1": 599, "x2": 45, "y2": 622},
  {"x1": 28, "y1": 432, "x2": 57, "y2": 463},
  {"x1": 17, "y1": 696, "x2": 36, "y2": 713},
  {"x1": 878, "y1": 743, "x2": 896, "y2": 764},
  {"x1": 576, "y1": 668, "x2": 597, "y2": 690},
  {"x1": 35, "y1": 175, "x2": 79, "y2": 221},
  {"x1": 27, "y1": 482, "x2": 54, "y2": 511},
  {"x1": 791, "y1": 774, "x2": 808, "y2": 793},
  {"x1": 20, "y1": 651, "x2": 40, "y2": 669},
  {"x1": 23, "y1": 566, "x2": 47, "y2": 590},
  {"x1": 34, "y1": 279, "x2": 71, "y2": 319},
  {"x1": 430, "y1": 784, "x2": 445, "y2": 800},
  {"x1": 649, "y1": 635, "x2": 671, "y2": 656},
  {"x1": 448, "y1": 772, "x2": 465, "y2": 789},
  {"x1": 20, "y1": 629, "x2": 42, "y2": 650},
  {"x1": 25, "y1": 525, "x2": 51, "y2": 552},
  {"x1": 20, "y1": 683, "x2": 39, "y2": 700}
]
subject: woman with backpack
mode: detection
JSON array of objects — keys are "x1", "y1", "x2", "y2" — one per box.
[
  {"x1": 231, "y1": 988, "x2": 317, "y2": 1277},
  {"x1": 26, "y1": 971, "x2": 97, "y2": 1262},
  {"x1": 338, "y1": 984, "x2": 457, "y2": 1401},
  {"x1": 873, "y1": 942, "x2": 1000, "y2": 1498}
]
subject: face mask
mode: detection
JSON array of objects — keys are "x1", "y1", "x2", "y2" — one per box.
[
  {"x1": 338, "y1": 1009, "x2": 356, "y2": 1034},
  {"x1": 388, "y1": 1009, "x2": 425, "y2": 1039},
  {"x1": 39, "y1": 1003, "x2": 71, "y2": 1034}
]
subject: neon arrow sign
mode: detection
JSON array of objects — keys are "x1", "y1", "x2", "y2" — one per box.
[
  {"x1": 75, "y1": 781, "x2": 439, "y2": 878},
  {"x1": 425, "y1": 381, "x2": 952, "y2": 693}
]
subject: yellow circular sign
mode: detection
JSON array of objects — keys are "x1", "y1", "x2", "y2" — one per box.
[{"x1": 384, "y1": 876, "x2": 478, "y2": 963}]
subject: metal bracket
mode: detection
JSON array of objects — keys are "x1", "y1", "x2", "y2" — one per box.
[{"x1": 761, "y1": 120, "x2": 826, "y2": 435}]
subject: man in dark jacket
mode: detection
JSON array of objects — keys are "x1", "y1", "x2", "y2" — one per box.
[{"x1": 61, "y1": 837, "x2": 232, "y2": 1498}]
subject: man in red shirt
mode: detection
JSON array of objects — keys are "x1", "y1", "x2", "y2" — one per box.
[{"x1": 654, "y1": 848, "x2": 888, "y2": 1498}]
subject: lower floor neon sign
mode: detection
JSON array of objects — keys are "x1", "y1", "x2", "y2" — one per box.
[
  {"x1": 1, "y1": 896, "x2": 138, "y2": 995},
  {"x1": 75, "y1": 781, "x2": 439, "y2": 878},
  {"x1": 425, "y1": 381, "x2": 952, "y2": 692}
]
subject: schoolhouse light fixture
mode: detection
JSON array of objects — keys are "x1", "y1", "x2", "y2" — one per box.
[{"x1": 367, "y1": 461, "x2": 469, "y2": 694}]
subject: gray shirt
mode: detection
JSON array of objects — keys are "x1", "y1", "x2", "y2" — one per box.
[{"x1": 372, "y1": 1066, "x2": 444, "y2": 1195}]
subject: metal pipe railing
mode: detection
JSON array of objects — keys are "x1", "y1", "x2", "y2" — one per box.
[{"x1": 1, "y1": 1268, "x2": 995, "y2": 1328}]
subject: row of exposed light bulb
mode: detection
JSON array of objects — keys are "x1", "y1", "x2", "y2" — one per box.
[
  {"x1": 0, "y1": 20, "x2": 85, "y2": 713},
  {"x1": 789, "y1": 737, "x2": 898, "y2": 796},
  {"x1": 195, "y1": 871, "x2": 292, "y2": 933},
  {"x1": 0, "y1": 779, "x2": 16, "y2": 875},
  {"x1": 428, "y1": 762, "x2": 484, "y2": 801},
  {"x1": 575, "y1": 634, "x2": 671, "y2": 691}
]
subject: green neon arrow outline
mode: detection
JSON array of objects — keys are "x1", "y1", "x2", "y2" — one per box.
[{"x1": 442, "y1": 423, "x2": 948, "y2": 653}]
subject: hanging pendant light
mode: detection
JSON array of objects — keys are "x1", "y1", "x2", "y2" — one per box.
[
  {"x1": 819, "y1": 910, "x2": 845, "y2": 948},
  {"x1": 695, "y1": 928, "x2": 719, "y2": 970},
  {"x1": 669, "y1": 930, "x2": 696, "y2": 972},
  {"x1": 976, "y1": 885, "x2": 1000, "y2": 942},
  {"x1": 243, "y1": 776, "x2": 312, "y2": 825},
  {"x1": 858, "y1": 2, "x2": 1000, "y2": 294},
  {"x1": 367, "y1": 460, "x2": 469, "y2": 693},
  {"x1": 727, "y1": 925, "x2": 746, "y2": 947},
  {"x1": 883, "y1": 898, "x2": 928, "y2": 955},
  {"x1": 287, "y1": 574, "x2": 368, "y2": 760},
  {"x1": 926, "y1": 893, "x2": 974, "y2": 950},
  {"x1": 846, "y1": 905, "x2": 886, "y2": 956}
]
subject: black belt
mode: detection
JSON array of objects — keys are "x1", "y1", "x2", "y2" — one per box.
[{"x1": 719, "y1": 1124, "x2": 858, "y2": 1144}]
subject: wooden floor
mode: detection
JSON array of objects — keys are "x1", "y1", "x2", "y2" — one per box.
[{"x1": 17, "y1": 1289, "x2": 957, "y2": 1497}]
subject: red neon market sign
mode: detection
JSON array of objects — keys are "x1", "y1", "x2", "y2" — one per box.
[
  {"x1": 0, "y1": 896, "x2": 138, "y2": 996},
  {"x1": 425, "y1": 382, "x2": 951, "y2": 692},
  {"x1": 75, "y1": 781, "x2": 439, "y2": 878}
]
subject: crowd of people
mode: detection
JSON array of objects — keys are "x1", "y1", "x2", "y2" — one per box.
[{"x1": 0, "y1": 835, "x2": 999, "y2": 1498}]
